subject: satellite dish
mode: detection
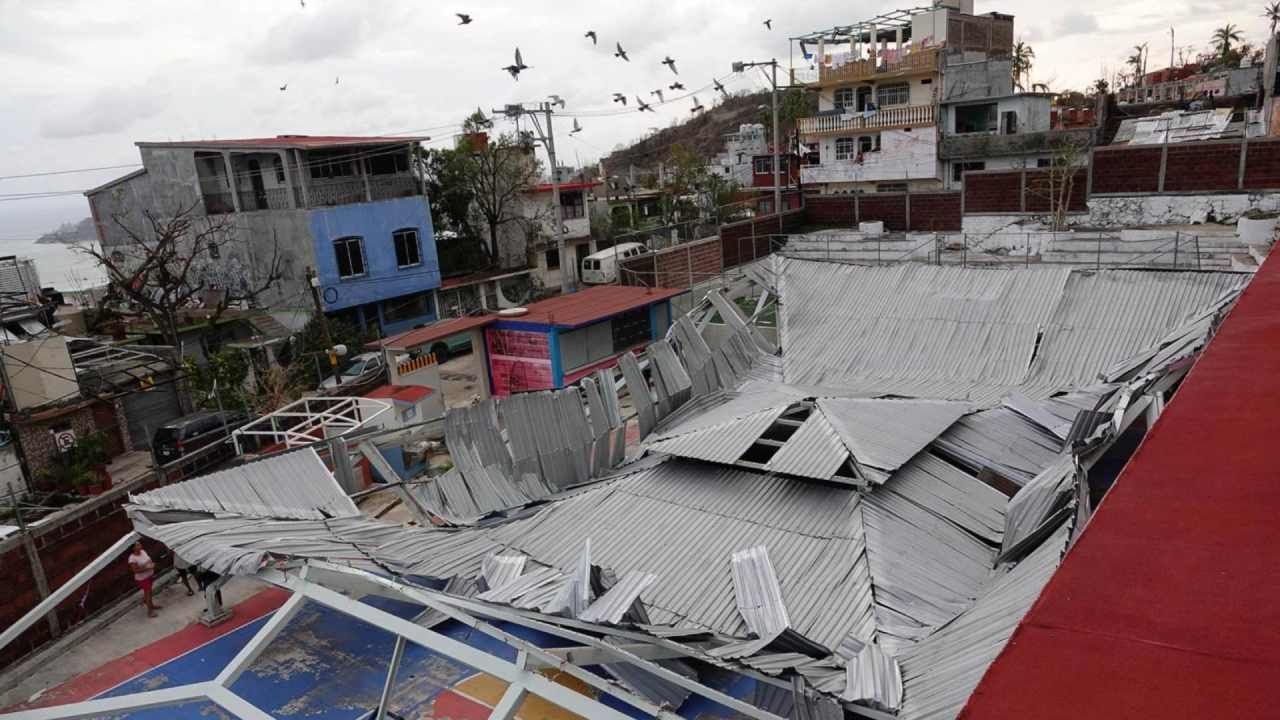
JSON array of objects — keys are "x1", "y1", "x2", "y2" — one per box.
[{"x1": 499, "y1": 308, "x2": 529, "y2": 317}]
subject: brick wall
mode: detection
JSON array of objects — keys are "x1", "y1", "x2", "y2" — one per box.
[
  {"x1": 0, "y1": 474, "x2": 172, "y2": 672},
  {"x1": 720, "y1": 208, "x2": 805, "y2": 268},
  {"x1": 964, "y1": 172, "x2": 1023, "y2": 213},
  {"x1": 1242, "y1": 139, "x2": 1280, "y2": 189},
  {"x1": 1088, "y1": 139, "x2": 1280, "y2": 196},
  {"x1": 619, "y1": 237, "x2": 724, "y2": 289},
  {"x1": 1164, "y1": 143, "x2": 1240, "y2": 192},
  {"x1": 1091, "y1": 146, "x2": 1162, "y2": 194},
  {"x1": 14, "y1": 405, "x2": 97, "y2": 481},
  {"x1": 805, "y1": 193, "x2": 963, "y2": 232},
  {"x1": 1025, "y1": 169, "x2": 1090, "y2": 213}
]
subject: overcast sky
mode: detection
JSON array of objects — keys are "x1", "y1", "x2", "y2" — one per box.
[{"x1": 0, "y1": 0, "x2": 1269, "y2": 237}]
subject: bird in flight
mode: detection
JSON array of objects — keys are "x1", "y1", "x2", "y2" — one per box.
[
  {"x1": 662, "y1": 56, "x2": 678, "y2": 74},
  {"x1": 651, "y1": 89, "x2": 665, "y2": 103},
  {"x1": 691, "y1": 96, "x2": 706, "y2": 113},
  {"x1": 636, "y1": 96, "x2": 654, "y2": 112},
  {"x1": 713, "y1": 79, "x2": 728, "y2": 97},
  {"x1": 585, "y1": 30, "x2": 597, "y2": 45},
  {"x1": 456, "y1": 13, "x2": 472, "y2": 25},
  {"x1": 503, "y1": 48, "x2": 529, "y2": 79},
  {"x1": 548, "y1": 94, "x2": 566, "y2": 109},
  {"x1": 763, "y1": 18, "x2": 772, "y2": 30},
  {"x1": 612, "y1": 93, "x2": 628, "y2": 105},
  {"x1": 299, "y1": 0, "x2": 305, "y2": 7},
  {"x1": 279, "y1": 82, "x2": 288, "y2": 92},
  {"x1": 670, "y1": 82, "x2": 686, "y2": 91},
  {"x1": 614, "y1": 42, "x2": 630, "y2": 61},
  {"x1": 571, "y1": 119, "x2": 583, "y2": 135},
  {"x1": 334, "y1": 77, "x2": 340, "y2": 85}
]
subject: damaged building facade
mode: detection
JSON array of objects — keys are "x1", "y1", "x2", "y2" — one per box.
[{"x1": 2, "y1": 251, "x2": 1251, "y2": 719}]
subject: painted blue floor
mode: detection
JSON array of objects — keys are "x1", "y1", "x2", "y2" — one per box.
[{"x1": 93, "y1": 596, "x2": 765, "y2": 719}]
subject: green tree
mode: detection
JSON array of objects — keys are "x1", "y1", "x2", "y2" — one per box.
[
  {"x1": 182, "y1": 350, "x2": 250, "y2": 412},
  {"x1": 1213, "y1": 24, "x2": 1244, "y2": 61},
  {"x1": 1012, "y1": 41, "x2": 1036, "y2": 91}
]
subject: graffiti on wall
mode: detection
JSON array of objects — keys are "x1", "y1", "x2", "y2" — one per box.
[{"x1": 486, "y1": 328, "x2": 554, "y2": 396}]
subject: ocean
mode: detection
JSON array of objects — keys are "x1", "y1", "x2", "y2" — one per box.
[{"x1": 0, "y1": 238, "x2": 106, "y2": 292}]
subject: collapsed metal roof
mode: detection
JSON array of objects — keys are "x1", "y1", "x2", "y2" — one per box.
[{"x1": 73, "y1": 259, "x2": 1248, "y2": 720}]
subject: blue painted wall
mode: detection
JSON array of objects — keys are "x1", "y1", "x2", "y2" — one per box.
[{"x1": 309, "y1": 197, "x2": 441, "y2": 314}]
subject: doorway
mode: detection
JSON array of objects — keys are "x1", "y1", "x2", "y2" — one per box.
[{"x1": 248, "y1": 159, "x2": 267, "y2": 210}]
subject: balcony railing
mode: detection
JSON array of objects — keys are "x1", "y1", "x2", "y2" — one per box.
[
  {"x1": 815, "y1": 48, "x2": 939, "y2": 86},
  {"x1": 797, "y1": 104, "x2": 936, "y2": 137},
  {"x1": 307, "y1": 174, "x2": 419, "y2": 207},
  {"x1": 238, "y1": 186, "x2": 295, "y2": 212}
]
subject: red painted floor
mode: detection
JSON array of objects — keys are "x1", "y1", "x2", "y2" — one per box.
[
  {"x1": 961, "y1": 255, "x2": 1280, "y2": 718},
  {"x1": 10, "y1": 587, "x2": 289, "y2": 711}
]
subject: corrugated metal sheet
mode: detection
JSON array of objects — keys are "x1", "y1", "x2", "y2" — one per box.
[
  {"x1": 731, "y1": 546, "x2": 791, "y2": 637},
  {"x1": 481, "y1": 553, "x2": 526, "y2": 591},
  {"x1": 843, "y1": 644, "x2": 903, "y2": 712},
  {"x1": 775, "y1": 259, "x2": 1246, "y2": 403},
  {"x1": 896, "y1": 522, "x2": 1071, "y2": 720},
  {"x1": 1001, "y1": 455, "x2": 1076, "y2": 556},
  {"x1": 817, "y1": 399, "x2": 971, "y2": 475},
  {"x1": 580, "y1": 571, "x2": 657, "y2": 624},
  {"x1": 648, "y1": 406, "x2": 787, "y2": 464},
  {"x1": 765, "y1": 412, "x2": 848, "y2": 481},
  {"x1": 934, "y1": 407, "x2": 1063, "y2": 486},
  {"x1": 129, "y1": 448, "x2": 359, "y2": 520}
]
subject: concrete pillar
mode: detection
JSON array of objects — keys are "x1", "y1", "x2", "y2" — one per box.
[
  {"x1": 896, "y1": 28, "x2": 904, "y2": 56},
  {"x1": 221, "y1": 152, "x2": 241, "y2": 213},
  {"x1": 294, "y1": 149, "x2": 311, "y2": 208},
  {"x1": 276, "y1": 151, "x2": 298, "y2": 209},
  {"x1": 868, "y1": 25, "x2": 877, "y2": 62},
  {"x1": 359, "y1": 155, "x2": 373, "y2": 202}
]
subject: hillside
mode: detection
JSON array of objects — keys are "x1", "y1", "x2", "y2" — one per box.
[
  {"x1": 37, "y1": 217, "x2": 96, "y2": 245},
  {"x1": 603, "y1": 91, "x2": 772, "y2": 172}
]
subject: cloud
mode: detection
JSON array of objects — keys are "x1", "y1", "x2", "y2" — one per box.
[
  {"x1": 41, "y1": 87, "x2": 167, "y2": 139},
  {"x1": 1055, "y1": 12, "x2": 1100, "y2": 37},
  {"x1": 249, "y1": 5, "x2": 374, "y2": 65}
]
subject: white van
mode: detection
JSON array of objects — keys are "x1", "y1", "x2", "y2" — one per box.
[{"x1": 581, "y1": 242, "x2": 648, "y2": 285}]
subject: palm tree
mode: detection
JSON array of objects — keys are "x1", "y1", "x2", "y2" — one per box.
[
  {"x1": 1127, "y1": 44, "x2": 1147, "y2": 85},
  {"x1": 1213, "y1": 24, "x2": 1243, "y2": 61},
  {"x1": 1265, "y1": 2, "x2": 1280, "y2": 37},
  {"x1": 1011, "y1": 41, "x2": 1035, "y2": 91}
]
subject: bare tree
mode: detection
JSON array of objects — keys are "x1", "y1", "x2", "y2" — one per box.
[
  {"x1": 1042, "y1": 138, "x2": 1090, "y2": 231},
  {"x1": 79, "y1": 201, "x2": 283, "y2": 348},
  {"x1": 459, "y1": 130, "x2": 542, "y2": 267}
]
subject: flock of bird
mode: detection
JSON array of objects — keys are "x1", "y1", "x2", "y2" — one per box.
[
  {"x1": 284, "y1": 4, "x2": 774, "y2": 138},
  {"x1": 462, "y1": 10, "x2": 774, "y2": 121}
]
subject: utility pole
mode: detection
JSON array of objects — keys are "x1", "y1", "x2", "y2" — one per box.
[
  {"x1": 306, "y1": 266, "x2": 339, "y2": 383},
  {"x1": 497, "y1": 102, "x2": 572, "y2": 293},
  {"x1": 734, "y1": 59, "x2": 784, "y2": 233}
]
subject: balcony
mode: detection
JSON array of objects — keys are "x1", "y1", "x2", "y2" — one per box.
[
  {"x1": 814, "y1": 48, "x2": 939, "y2": 86},
  {"x1": 203, "y1": 174, "x2": 420, "y2": 214},
  {"x1": 797, "y1": 104, "x2": 936, "y2": 138}
]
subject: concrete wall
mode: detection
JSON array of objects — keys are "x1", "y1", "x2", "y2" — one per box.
[
  {"x1": 940, "y1": 95, "x2": 1052, "y2": 135},
  {"x1": 233, "y1": 209, "x2": 314, "y2": 310},
  {"x1": 12, "y1": 404, "x2": 97, "y2": 481},
  {"x1": 0, "y1": 444, "x2": 26, "y2": 498},
  {"x1": 940, "y1": 56, "x2": 1014, "y2": 102},
  {"x1": 310, "y1": 196, "x2": 441, "y2": 316},
  {"x1": 137, "y1": 147, "x2": 204, "y2": 211},
  {"x1": 807, "y1": 128, "x2": 941, "y2": 186},
  {"x1": 88, "y1": 171, "x2": 156, "y2": 250},
  {"x1": 1, "y1": 337, "x2": 79, "y2": 411}
]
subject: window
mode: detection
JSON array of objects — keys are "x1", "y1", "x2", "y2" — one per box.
[
  {"x1": 562, "y1": 191, "x2": 586, "y2": 219},
  {"x1": 877, "y1": 182, "x2": 909, "y2": 194},
  {"x1": 757, "y1": 199, "x2": 774, "y2": 214},
  {"x1": 1037, "y1": 158, "x2": 1053, "y2": 168},
  {"x1": 393, "y1": 228, "x2": 421, "y2": 268},
  {"x1": 611, "y1": 308, "x2": 652, "y2": 352},
  {"x1": 858, "y1": 136, "x2": 876, "y2": 154},
  {"x1": 333, "y1": 237, "x2": 366, "y2": 279},
  {"x1": 955, "y1": 103, "x2": 998, "y2": 134},
  {"x1": 877, "y1": 84, "x2": 910, "y2": 107},
  {"x1": 310, "y1": 152, "x2": 355, "y2": 180},
  {"x1": 208, "y1": 241, "x2": 220, "y2": 259},
  {"x1": 834, "y1": 87, "x2": 856, "y2": 111},
  {"x1": 952, "y1": 161, "x2": 986, "y2": 182},
  {"x1": 544, "y1": 248, "x2": 561, "y2": 269},
  {"x1": 368, "y1": 153, "x2": 409, "y2": 175},
  {"x1": 835, "y1": 137, "x2": 857, "y2": 160},
  {"x1": 273, "y1": 156, "x2": 285, "y2": 183},
  {"x1": 382, "y1": 291, "x2": 432, "y2": 324},
  {"x1": 1002, "y1": 111, "x2": 1018, "y2": 135},
  {"x1": 754, "y1": 157, "x2": 774, "y2": 174}
]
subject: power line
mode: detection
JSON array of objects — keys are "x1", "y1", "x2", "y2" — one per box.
[{"x1": 0, "y1": 164, "x2": 143, "y2": 182}]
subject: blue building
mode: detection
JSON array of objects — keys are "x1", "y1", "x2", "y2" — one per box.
[{"x1": 87, "y1": 135, "x2": 442, "y2": 336}]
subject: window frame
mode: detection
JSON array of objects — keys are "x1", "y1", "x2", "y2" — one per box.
[
  {"x1": 834, "y1": 87, "x2": 856, "y2": 112},
  {"x1": 753, "y1": 157, "x2": 774, "y2": 175},
  {"x1": 835, "y1": 137, "x2": 857, "y2": 161},
  {"x1": 333, "y1": 236, "x2": 367, "y2": 280},
  {"x1": 392, "y1": 228, "x2": 422, "y2": 269},
  {"x1": 876, "y1": 83, "x2": 910, "y2": 107}
]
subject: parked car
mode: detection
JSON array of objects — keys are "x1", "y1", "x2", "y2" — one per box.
[
  {"x1": 426, "y1": 335, "x2": 473, "y2": 363},
  {"x1": 151, "y1": 411, "x2": 248, "y2": 469},
  {"x1": 581, "y1": 242, "x2": 649, "y2": 285},
  {"x1": 319, "y1": 352, "x2": 385, "y2": 389}
]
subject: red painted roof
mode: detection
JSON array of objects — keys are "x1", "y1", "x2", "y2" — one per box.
[
  {"x1": 372, "y1": 314, "x2": 495, "y2": 352},
  {"x1": 515, "y1": 285, "x2": 685, "y2": 328},
  {"x1": 365, "y1": 384, "x2": 433, "y2": 403},
  {"x1": 961, "y1": 254, "x2": 1280, "y2": 719},
  {"x1": 136, "y1": 135, "x2": 428, "y2": 150},
  {"x1": 527, "y1": 181, "x2": 603, "y2": 193}
]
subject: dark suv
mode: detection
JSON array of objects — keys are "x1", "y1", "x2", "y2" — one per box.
[{"x1": 152, "y1": 411, "x2": 248, "y2": 471}]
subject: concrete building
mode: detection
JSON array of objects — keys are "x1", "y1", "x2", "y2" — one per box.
[
  {"x1": 790, "y1": 0, "x2": 1015, "y2": 194},
  {"x1": 85, "y1": 135, "x2": 441, "y2": 337},
  {"x1": 523, "y1": 179, "x2": 605, "y2": 291},
  {"x1": 709, "y1": 124, "x2": 769, "y2": 186},
  {"x1": 938, "y1": 55, "x2": 1096, "y2": 189}
]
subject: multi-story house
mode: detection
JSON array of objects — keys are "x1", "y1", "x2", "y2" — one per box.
[
  {"x1": 86, "y1": 135, "x2": 441, "y2": 337},
  {"x1": 791, "y1": 0, "x2": 1014, "y2": 194},
  {"x1": 710, "y1": 124, "x2": 769, "y2": 186},
  {"x1": 938, "y1": 57, "x2": 1096, "y2": 188}
]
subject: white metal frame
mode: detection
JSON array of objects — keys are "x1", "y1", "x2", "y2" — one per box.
[{"x1": 231, "y1": 396, "x2": 390, "y2": 454}]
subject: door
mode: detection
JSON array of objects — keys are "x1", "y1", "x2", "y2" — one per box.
[
  {"x1": 248, "y1": 159, "x2": 267, "y2": 210},
  {"x1": 856, "y1": 86, "x2": 873, "y2": 112},
  {"x1": 121, "y1": 384, "x2": 185, "y2": 450},
  {"x1": 90, "y1": 402, "x2": 127, "y2": 458},
  {"x1": 574, "y1": 244, "x2": 592, "y2": 285}
]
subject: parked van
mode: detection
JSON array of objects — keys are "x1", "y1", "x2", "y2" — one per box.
[
  {"x1": 581, "y1": 243, "x2": 648, "y2": 285},
  {"x1": 151, "y1": 411, "x2": 248, "y2": 471}
]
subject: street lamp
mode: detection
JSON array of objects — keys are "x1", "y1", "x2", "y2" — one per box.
[{"x1": 733, "y1": 59, "x2": 782, "y2": 230}]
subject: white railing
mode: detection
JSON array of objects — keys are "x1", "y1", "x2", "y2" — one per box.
[{"x1": 797, "y1": 105, "x2": 935, "y2": 137}]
